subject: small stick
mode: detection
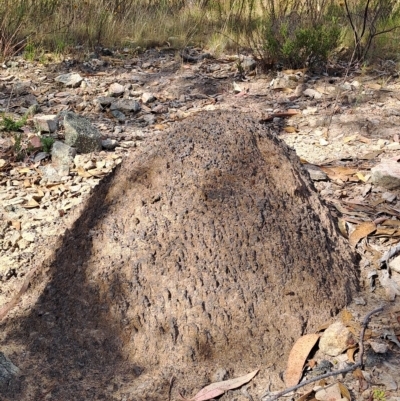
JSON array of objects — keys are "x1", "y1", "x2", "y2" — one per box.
[{"x1": 261, "y1": 306, "x2": 384, "y2": 401}]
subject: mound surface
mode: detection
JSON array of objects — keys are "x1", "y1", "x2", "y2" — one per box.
[{"x1": 1, "y1": 111, "x2": 358, "y2": 400}]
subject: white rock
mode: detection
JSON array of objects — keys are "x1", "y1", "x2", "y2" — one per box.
[
  {"x1": 22, "y1": 231, "x2": 36, "y2": 242},
  {"x1": 33, "y1": 114, "x2": 58, "y2": 133},
  {"x1": 141, "y1": 92, "x2": 156, "y2": 104},
  {"x1": 55, "y1": 73, "x2": 83, "y2": 88},
  {"x1": 108, "y1": 82, "x2": 125, "y2": 97},
  {"x1": 319, "y1": 321, "x2": 353, "y2": 356},
  {"x1": 369, "y1": 340, "x2": 388, "y2": 353},
  {"x1": 371, "y1": 157, "x2": 400, "y2": 189}
]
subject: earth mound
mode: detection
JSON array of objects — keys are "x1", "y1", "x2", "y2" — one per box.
[{"x1": 1, "y1": 111, "x2": 358, "y2": 400}]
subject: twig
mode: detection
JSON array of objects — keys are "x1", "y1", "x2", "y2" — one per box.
[{"x1": 261, "y1": 306, "x2": 384, "y2": 401}]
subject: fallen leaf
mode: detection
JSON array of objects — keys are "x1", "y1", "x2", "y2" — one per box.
[
  {"x1": 77, "y1": 166, "x2": 91, "y2": 178},
  {"x1": 284, "y1": 126, "x2": 297, "y2": 133},
  {"x1": 285, "y1": 333, "x2": 320, "y2": 387},
  {"x1": 338, "y1": 219, "x2": 348, "y2": 239},
  {"x1": 356, "y1": 172, "x2": 368, "y2": 182},
  {"x1": 11, "y1": 220, "x2": 21, "y2": 230},
  {"x1": 23, "y1": 199, "x2": 40, "y2": 208},
  {"x1": 347, "y1": 346, "x2": 358, "y2": 363},
  {"x1": 349, "y1": 222, "x2": 376, "y2": 247},
  {"x1": 366, "y1": 83, "x2": 381, "y2": 90},
  {"x1": 338, "y1": 382, "x2": 351, "y2": 401},
  {"x1": 340, "y1": 309, "x2": 353, "y2": 325},
  {"x1": 18, "y1": 167, "x2": 31, "y2": 174},
  {"x1": 154, "y1": 124, "x2": 167, "y2": 130},
  {"x1": 188, "y1": 370, "x2": 259, "y2": 401},
  {"x1": 343, "y1": 135, "x2": 358, "y2": 143}
]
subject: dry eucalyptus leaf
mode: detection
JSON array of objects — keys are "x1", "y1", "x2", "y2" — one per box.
[
  {"x1": 187, "y1": 369, "x2": 259, "y2": 401},
  {"x1": 285, "y1": 333, "x2": 320, "y2": 387},
  {"x1": 349, "y1": 222, "x2": 376, "y2": 248}
]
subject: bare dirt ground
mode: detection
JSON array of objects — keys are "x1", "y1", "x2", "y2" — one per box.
[{"x1": 1, "y1": 48, "x2": 400, "y2": 401}]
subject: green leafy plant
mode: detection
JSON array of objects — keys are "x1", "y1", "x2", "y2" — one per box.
[
  {"x1": 373, "y1": 389, "x2": 386, "y2": 401},
  {"x1": 0, "y1": 113, "x2": 27, "y2": 132},
  {"x1": 263, "y1": 18, "x2": 341, "y2": 68},
  {"x1": 40, "y1": 136, "x2": 55, "y2": 153}
]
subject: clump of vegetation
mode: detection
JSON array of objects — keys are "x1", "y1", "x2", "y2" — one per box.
[
  {"x1": 372, "y1": 388, "x2": 386, "y2": 401},
  {"x1": 40, "y1": 136, "x2": 55, "y2": 153},
  {"x1": 262, "y1": 18, "x2": 341, "y2": 68},
  {"x1": 0, "y1": 113, "x2": 27, "y2": 132},
  {"x1": 0, "y1": 1, "x2": 400, "y2": 67}
]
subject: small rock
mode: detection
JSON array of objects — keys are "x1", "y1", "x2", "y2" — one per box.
[
  {"x1": 21, "y1": 231, "x2": 35, "y2": 242},
  {"x1": 369, "y1": 341, "x2": 388, "y2": 353},
  {"x1": 55, "y1": 73, "x2": 83, "y2": 88},
  {"x1": 39, "y1": 165, "x2": 62, "y2": 183},
  {"x1": 96, "y1": 96, "x2": 115, "y2": 107},
  {"x1": 141, "y1": 92, "x2": 156, "y2": 104},
  {"x1": 382, "y1": 191, "x2": 396, "y2": 202},
  {"x1": 152, "y1": 104, "x2": 168, "y2": 114},
  {"x1": 305, "y1": 165, "x2": 328, "y2": 181},
  {"x1": 319, "y1": 138, "x2": 329, "y2": 146},
  {"x1": 111, "y1": 109, "x2": 126, "y2": 122},
  {"x1": 371, "y1": 158, "x2": 400, "y2": 189},
  {"x1": 315, "y1": 383, "x2": 342, "y2": 401},
  {"x1": 51, "y1": 141, "x2": 77, "y2": 167},
  {"x1": 102, "y1": 139, "x2": 118, "y2": 150},
  {"x1": 0, "y1": 352, "x2": 19, "y2": 385},
  {"x1": 33, "y1": 114, "x2": 58, "y2": 133},
  {"x1": 142, "y1": 114, "x2": 156, "y2": 125},
  {"x1": 303, "y1": 88, "x2": 322, "y2": 99},
  {"x1": 211, "y1": 368, "x2": 228, "y2": 382},
  {"x1": 319, "y1": 321, "x2": 353, "y2": 356},
  {"x1": 241, "y1": 57, "x2": 257, "y2": 71},
  {"x1": 110, "y1": 99, "x2": 141, "y2": 113},
  {"x1": 108, "y1": 82, "x2": 125, "y2": 97},
  {"x1": 63, "y1": 112, "x2": 102, "y2": 153},
  {"x1": 387, "y1": 142, "x2": 400, "y2": 150}
]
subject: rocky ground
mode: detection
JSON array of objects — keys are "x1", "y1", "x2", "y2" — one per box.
[{"x1": 1, "y1": 48, "x2": 400, "y2": 400}]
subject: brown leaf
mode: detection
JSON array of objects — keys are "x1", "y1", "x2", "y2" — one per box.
[
  {"x1": 340, "y1": 309, "x2": 353, "y2": 325},
  {"x1": 77, "y1": 166, "x2": 91, "y2": 178},
  {"x1": 285, "y1": 333, "x2": 320, "y2": 387},
  {"x1": 338, "y1": 382, "x2": 351, "y2": 401},
  {"x1": 23, "y1": 199, "x2": 40, "y2": 208},
  {"x1": 188, "y1": 370, "x2": 259, "y2": 401},
  {"x1": 284, "y1": 126, "x2": 297, "y2": 133},
  {"x1": 11, "y1": 220, "x2": 21, "y2": 230},
  {"x1": 347, "y1": 346, "x2": 358, "y2": 363},
  {"x1": 338, "y1": 219, "x2": 348, "y2": 239},
  {"x1": 349, "y1": 222, "x2": 376, "y2": 247}
]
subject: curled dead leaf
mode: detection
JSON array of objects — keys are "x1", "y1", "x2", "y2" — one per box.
[
  {"x1": 338, "y1": 382, "x2": 351, "y2": 401},
  {"x1": 346, "y1": 346, "x2": 358, "y2": 363},
  {"x1": 349, "y1": 222, "x2": 376, "y2": 247}
]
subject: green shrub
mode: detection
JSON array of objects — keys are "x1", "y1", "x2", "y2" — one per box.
[
  {"x1": 40, "y1": 136, "x2": 55, "y2": 153},
  {"x1": 0, "y1": 113, "x2": 27, "y2": 131},
  {"x1": 263, "y1": 17, "x2": 341, "y2": 68}
]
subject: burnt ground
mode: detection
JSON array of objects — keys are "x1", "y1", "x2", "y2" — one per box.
[{"x1": 0, "y1": 49, "x2": 400, "y2": 401}]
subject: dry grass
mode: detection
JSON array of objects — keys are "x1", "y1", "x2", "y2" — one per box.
[{"x1": 0, "y1": 0, "x2": 399, "y2": 65}]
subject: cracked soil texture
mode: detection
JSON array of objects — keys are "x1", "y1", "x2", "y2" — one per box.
[{"x1": 1, "y1": 111, "x2": 359, "y2": 400}]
